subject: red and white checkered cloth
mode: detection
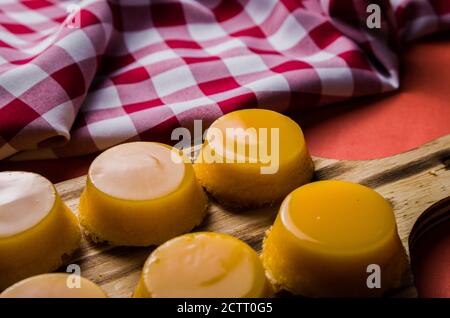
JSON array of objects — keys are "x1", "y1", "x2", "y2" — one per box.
[{"x1": 0, "y1": 0, "x2": 449, "y2": 160}]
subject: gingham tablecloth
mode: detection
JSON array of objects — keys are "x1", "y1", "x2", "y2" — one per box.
[{"x1": 0, "y1": 0, "x2": 449, "y2": 160}]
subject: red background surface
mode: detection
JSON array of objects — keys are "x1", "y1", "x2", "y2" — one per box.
[
  {"x1": 411, "y1": 220, "x2": 450, "y2": 298},
  {"x1": 296, "y1": 34, "x2": 450, "y2": 160}
]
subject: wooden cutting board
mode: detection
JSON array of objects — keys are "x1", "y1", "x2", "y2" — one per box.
[{"x1": 55, "y1": 134, "x2": 450, "y2": 298}]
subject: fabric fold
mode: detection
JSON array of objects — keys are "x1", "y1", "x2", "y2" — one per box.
[{"x1": 0, "y1": 0, "x2": 448, "y2": 161}]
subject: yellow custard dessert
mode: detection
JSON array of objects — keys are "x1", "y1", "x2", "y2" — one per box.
[
  {"x1": 1, "y1": 273, "x2": 107, "y2": 298},
  {"x1": 0, "y1": 172, "x2": 80, "y2": 290},
  {"x1": 261, "y1": 180, "x2": 408, "y2": 297},
  {"x1": 194, "y1": 108, "x2": 313, "y2": 207},
  {"x1": 79, "y1": 142, "x2": 208, "y2": 246},
  {"x1": 134, "y1": 232, "x2": 273, "y2": 298}
]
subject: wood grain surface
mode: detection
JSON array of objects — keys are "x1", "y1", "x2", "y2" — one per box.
[{"x1": 55, "y1": 134, "x2": 450, "y2": 298}]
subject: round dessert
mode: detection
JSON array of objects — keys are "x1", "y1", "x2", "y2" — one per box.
[
  {"x1": 0, "y1": 171, "x2": 81, "y2": 290},
  {"x1": 1, "y1": 273, "x2": 107, "y2": 298},
  {"x1": 79, "y1": 142, "x2": 208, "y2": 246},
  {"x1": 194, "y1": 108, "x2": 313, "y2": 207},
  {"x1": 261, "y1": 180, "x2": 408, "y2": 297},
  {"x1": 134, "y1": 232, "x2": 273, "y2": 298}
]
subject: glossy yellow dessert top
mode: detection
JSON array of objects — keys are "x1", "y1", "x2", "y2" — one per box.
[
  {"x1": 281, "y1": 180, "x2": 396, "y2": 253},
  {"x1": 262, "y1": 180, "x2": 407, "y2": 297},
  {"x1": 79, "y1": 142, "x2": 207, "y2": 246},
  {"x1": 0, "y1": 171, "x2": 55, "y2": 238},
  {"x1": 89, "y1": 142, "x2": 185, "y2": 200},
  {"x1": 134, "y1": 232, "x2": 271, "y2": 298},
  {"x1": 200, "y1": 108, "x2": 306, "y2": 169},
  {"x1": 0, "y1": 171, "x2": 80, "y2": 290},
  {"x1": 194, "y1": 109, "x2": 314, "y2": 206},
  {"x1": 1, "y1": 274, "x2": 107, "y2": 298}
]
